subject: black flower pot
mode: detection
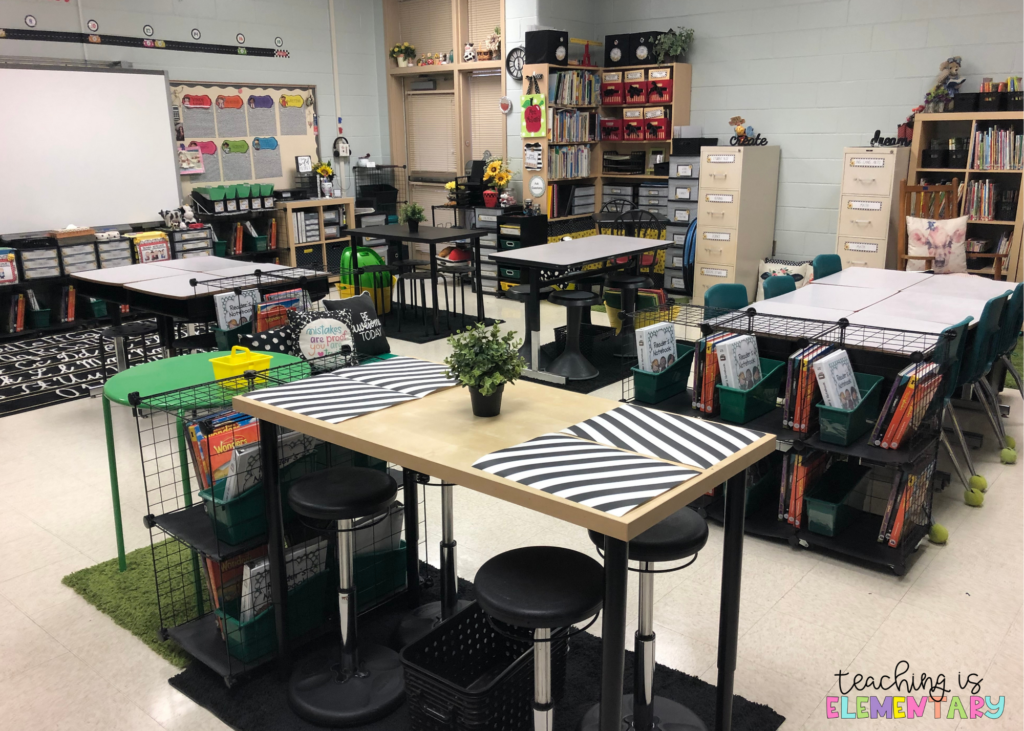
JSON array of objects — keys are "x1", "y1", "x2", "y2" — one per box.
[
  {"x1": 469, "y1": 384, "x2": 504, "y2": 417},
  {"x1": 407, "y1": 219, "x2": 420, "y2": 233}
]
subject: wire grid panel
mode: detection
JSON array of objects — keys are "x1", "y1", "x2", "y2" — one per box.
[
  {"x1": 190, "y1": 266, "x2": 328, "y2": 297},
  {"x1": 134, "y1": 352, "x2": 426, "y2": 677}
]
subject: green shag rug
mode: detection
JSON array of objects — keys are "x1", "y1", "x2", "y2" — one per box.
[
  {"x1": 62, "y1": 540, "x2": 199, "y2": 669},
  {"x1": 1008, "y1": 336, "x2": 1022, "y2": 390}
]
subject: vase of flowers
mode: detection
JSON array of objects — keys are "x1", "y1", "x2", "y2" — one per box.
[
  {"x1": 314, "y1": 161, "x2": 334, "y2": 198},
  {"x1": 399, "y1": 201, "x2": 426, "y2": 233},
  {"x1": 485, "y1": 26, "x2": 501, "y2": 60},
  {"x1": 483, "y1": 157, "x2": 512, "y2": 208},
  {"x1": 390, "y1": 42, "x2": 415, "y2": 67},
  {"x1": 444, "y1": 322, "x2": 525, "y2": 417},
  {"x1": 445, "y1": 180, "x2": 458, "y2": 202}
]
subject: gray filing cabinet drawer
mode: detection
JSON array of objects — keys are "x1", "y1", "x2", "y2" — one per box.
[
  {"x1": 666, "y1": 224, "x2": 689, "y2": 248},
  {"x1": 669, "y1": 156, "x2": 700, "y2": 179},
  {"x1": 668, "y1": 201, "x2": 698, "y2": 224},
  {"x1": 663, "y1": 267, "x2": 686, "y2": 291},
  {"x1": 638, "y1": 185, "x2": 667, "y2": 198},
  {"x1": 665, "y1": 246, "x2": 686, "y2": 269},
  {"x1": 602, "y1": 184, "x2": 636, "y2": 198},
  {"x1": 670, "y1": 180, "x2": 699, "y2": 202},
  {"x1": 475, "y1": 209, "x2": 500, "y2": 228}
]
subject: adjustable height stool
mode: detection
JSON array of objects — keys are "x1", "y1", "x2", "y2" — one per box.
[
  {"x1": 548, "y1": 289, "x2": 601, "y2": 380},
  {"x1": 286, "y1": 466, "x2": 405, "y2": 727},
  {"x1": 476, "y1": 546, "x2": 604, "y2": 731},
  {"x1": 580, "y1": 507, "x2": 709, "y2": 731},
  {"x1": 606, "y1": 272, "x2": 653, "y2": 359}
]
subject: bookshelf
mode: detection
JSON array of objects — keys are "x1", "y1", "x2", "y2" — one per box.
[
  {"x1": 274, "y1": 198, "x2": 355, "y2": 284},
  {"x1": 521, "y1": 62, "x2": 692, "y2": 225},
  {"x1": 907, "y1": 111, "x2": 1023, "y2": 281}
]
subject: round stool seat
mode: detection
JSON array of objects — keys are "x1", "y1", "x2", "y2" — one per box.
[
  {"x1": 99, "y1": 321, "x2": 159, "y2": 339},
  {"x1": 402, "y1": 270, "x2": 438, "y2": 281},
  {"x1": 288, "y1": 467, "x2": 397, "y2": 522},
  {"x1": 506, "y1": 283, "x2": 554, "y2": 303},
  {"x1": 476, "y1": 546, "x2": 603, "y2": 629},
  {"x1": 606, "y1": 273, "x2": 653, "y2": 289},
  {"x1": 548, "y1": 289, "x2": 600, "y2": 308},
  {"x1": 588, "y1": 507, "x2": 708, "y2": 564}
]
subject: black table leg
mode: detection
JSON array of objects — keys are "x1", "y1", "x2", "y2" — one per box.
[
  {"x1": 258, "y1": 420, "x2": 290, "y2": 676},
  {"x1": 473, "y1": 235, "x2": 485, "y2": 324},
  {"x1": 350, "y1": 234, "x2": 362, "y2": 296},
  {"x1": 716, "y1": 470, "x2": 748, "y2": 731},
  {"x1": 156, "y1": 315, "x2": 175, "y2": 357},
  {"x1": 527, "y1": 266, "x2": 541, "y2": 370},
  {"x1": 428, "y1": 242, "x2": 440, "y2": 335},
  {"x1": 402, "y1": 468, "x2": 420, "y2": 608},
  {"x1": 599, "y1": 536, "x2": 628, "y2": 731}
]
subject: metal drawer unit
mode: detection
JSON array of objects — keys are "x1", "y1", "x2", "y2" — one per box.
[{"x1": 833, "y1": 147, "x2": 910, "y2": 270}]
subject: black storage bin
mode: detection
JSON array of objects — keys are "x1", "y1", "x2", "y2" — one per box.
[
  {"x1": 401, "y1": 602, "x2": 568, "y2": 731},
  {"x1": 525, "y1": 30, "x2": 568, "y2": 66},
  {"x1": 1007, "y1": 91, "x2": 1023, "y2": 111},
  {"x1": 628, "y1": 31, "x2": 661, "y2": 65},
  {"x1": 604, "y1": 33, "x2": 630, "y2": 67},
  {"x1": 294, "y1": 243, "x2": 324, "y2": 269},
  {"x1": 948, "y1": 149, "x2": 969, "y2": 168},
  {"x1": 952, "y1": 93, "x2": 978, "y2": 112},
  {"x1": 357, "y1": 184, "x2": 399, "y2": 213},
  {"x1": 671, "y1": 137, "x2": 719, "y2": 156},
  {"x1": 921, "y1": 149, "x2": 948, "y2": 168},
  {"x1": 978, "y1": 91, "x2": 1004, "y2": 111}
]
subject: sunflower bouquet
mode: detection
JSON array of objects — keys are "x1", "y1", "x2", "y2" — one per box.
[
  {"x1": 313, "y1": 161, "x2": 334, "y2": 178},
  {"x1": 483, "y1": 157, "x2": 513, "y2": 191}
]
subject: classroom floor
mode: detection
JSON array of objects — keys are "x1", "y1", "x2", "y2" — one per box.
[{"x1": 0, "y1": 291, "x2": 1021, "y2": 730}]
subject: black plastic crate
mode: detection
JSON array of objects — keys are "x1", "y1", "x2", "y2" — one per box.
[
  {"x1": 948, "y1": 149, "x2": 969, "y2": 168},
  {"x1": 1007, "y1": 91, "x2": 1023, "y2": 111},
  {"x1": 921, "y1": 149, "x2": 948, "y2": 168},
  {"x1": 978, "y1": 91, "x2": 1004, "y2": 111},
  {"x1": 401, "y1": 602, "x2": 568, "y2": 731},
  {"x1": 952, "y1": 93, "x2": 978, "y2": 112}
]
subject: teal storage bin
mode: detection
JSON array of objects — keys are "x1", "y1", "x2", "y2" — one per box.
[
  {"x1": 744, "y1": 452, "x2": 781, "y2": 517},
  {"x1": 804, "y1": 463, "x2": 870, "y2": 537},
  {"x1": 716, "y1": 357, "x2": 785, "y2": 425},
  {"x1": 214, "y1": 321, "x2": 253, "y2": 351},
  {"x1": 27, "y1": 309, "x2": 50, "y2": 328},
  {"x1": 90, "y1": 299, "x2": 107, "y2": 318},
  {"x1": 354, "y1": 541, "x2": 408, "y2": 611},
  {"x1": 631, "y1": 343, "x2": 695, "y2": 404},
  {"x1": 816, "y1": 373, "x2": 885, "y2": 446}
]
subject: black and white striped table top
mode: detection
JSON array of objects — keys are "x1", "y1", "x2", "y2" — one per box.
[{"x1": 331, "y1": 355, "x2": 457, "y2": 397}]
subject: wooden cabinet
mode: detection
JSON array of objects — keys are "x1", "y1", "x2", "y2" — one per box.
[
  {"x1": 274, "y1": 198, "x2": 355, "y2": 282},
  {"x1": 833, "y1": 147, "x2": 910, "y2": 271},
  {"x1": 692, "y1": 146, "x2": 780, "y2": 305}
]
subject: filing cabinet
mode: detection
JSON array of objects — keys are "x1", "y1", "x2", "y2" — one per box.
[{"x1": 833, "y1": 147, "x2": 910, "y2": 270}]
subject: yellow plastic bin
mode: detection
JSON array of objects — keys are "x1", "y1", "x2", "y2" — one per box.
[{"x1": 210, "y1": 346, "x2": 274, "y2": 389}]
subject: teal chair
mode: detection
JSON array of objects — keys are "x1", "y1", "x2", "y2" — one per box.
[
  {"x1": 812, "y1": 254, "x2": 842, "y2": 280},
  {"x1": 704, "y1": 283, "x2": 748, "y2": 310},
  {"x1": 933, "y1": 318, "x2": 987, "y2": 494},
  {"x1": 995, "y1": 283, "x2": 1023, "y2": 398},
  {"x1": 762, "y1": 274, "x2": 796, "y2": 299},
  {"x1": 951, "y1": 294, "x2": 1015, "y2": 466}
]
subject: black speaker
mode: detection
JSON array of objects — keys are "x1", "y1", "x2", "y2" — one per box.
[
  {"x1": 525, "y1": 30, "x2": 569, "y2": 66},
  {"x1": 604, "y1": 34, "x2": 630, "y2": 67},
  {"x1": 629, "y1": 31, "x2": 661, "y2": 65}
]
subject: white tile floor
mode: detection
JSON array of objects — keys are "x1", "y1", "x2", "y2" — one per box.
[{"x1": 0, "y1": 292, "x2": 1020, "y2": 730}]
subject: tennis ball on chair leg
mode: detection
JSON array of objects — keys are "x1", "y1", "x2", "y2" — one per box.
[
  {"x1": 964, "y1": 488, "x2": 985, "y2": 507},
  {"x1": 1005, "y1": 435, "x2": 1016, "y2": 450},
  {"x1": 928, "y1": 524, "x2": 949, "y2": 544},
  {"x1": 1000, "y1": 447, "x2": 1017, "y2": 464},
  {"x1": 969, "y1": 474, "x2": 988, "y2": 492}
]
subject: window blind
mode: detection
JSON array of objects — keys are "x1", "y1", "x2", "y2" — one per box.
[
  {"x1": 398, "y1": 0, "x2": 453, "y2": 57},
  {"x1": 405, "y1": 93, "x2": 457, "y2": 175},
  {"x1": 467, "y1": 0, "x2": 500, "y2": 49},
  {"x1": 469, "y1": 73, "x2": 503, "y2": 161}
]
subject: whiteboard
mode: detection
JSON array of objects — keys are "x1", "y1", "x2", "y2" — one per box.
[{"x1": 0, "y1": 67, "x2": 180, "y2": 235}]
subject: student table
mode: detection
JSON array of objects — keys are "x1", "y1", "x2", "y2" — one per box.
[
  {"x1": 768, "y1": 284, "x2": 900, "y2": 311},
  {"x1": 812, "y1": 268, "x2": 933, "y2": 290},
  {"x1": 907, "y1": 274, "x2": 1015, "y2": 301},
  {"x1": 233, "y1": 379, "x2": 774, "y2": 731}
]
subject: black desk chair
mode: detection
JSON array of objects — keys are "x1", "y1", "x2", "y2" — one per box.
[
  {"x1": 506, "y1": 283, "x2": 554, "y2": 364},
  {"x1": 286, "y1": 467, "x2": 405, "y2": 726},
  {"x1": 548, "y1": 289, "x2": 601, "y2": 380},
  {"x1": 579, "y1": 508, "x2": 710, "y2": 731},
  {"x1": 475, "y1": 546, "x2": 604, "y2": 731}
]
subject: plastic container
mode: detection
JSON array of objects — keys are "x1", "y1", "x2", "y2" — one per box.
[
  {"x1": 258, "y1": 183, "x2": 275, "y2": 196},
  {"x1": 213, "y1": 321, "x2": 253, "y2": 351},
  {"x1": 744, "y1": 455, "x2": 781, "y2": 517},
  {"x1": 236, "y1": 184, "x2": 252, "y2": 198},
  {"x1": 210, "y1": 346, "x2": 274, "y2": 389},
  {"x1": 631, "y1": 343, "x2": 695, "y2": 404},
  {"x1": 401, "y1": 601, "x2": 568, "y2": 731},
  {"x1": 90, "y1": 300, "x2": 107, "y2": 318},
  {"x1": 816, "y1": 372, "x2": 885, "y2": 446},
  {"x1": 952, "y1": 93, "x2": 978, "y2": 112},
  {"x1": 1007, "y1": 91, "x2": 1023, "y2": 111},
  {"x1": 716, "y1": 357, "x2": 786, "y2": 425},
  {"x1": 335, "y1": 245, "x2": 392, "y2": 312},
  {"x1": 354, "y1": 542, "x2": 408, "y2": 611},
  {"x1": 804, "y1": 463, "x2": 870, "y2": 537},
  {"x1": 921, "y1": 149, "x2": 947, "y2": 168},
  {"x1": 27, "y1": 309, "x2": 50, "y2": 328},
  {"x1": 199, "y1": 482, "x2": 272, "y2": 546},
  {"x1": 978, "y1": 91, "x2": 1004, "y2": 111},
  {"x1": 244, "y1": 235, "x2": 269, "y2": 252},
  {"x1": 212, "y1": 238, "x2": 228, "y2": 257}
]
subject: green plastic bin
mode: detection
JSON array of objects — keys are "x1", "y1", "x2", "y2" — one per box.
[
  {"x1": 631, "y1": 343, "x2": 695, "y2": 404},
  {"x1": 214, "y1": 321, "x2": 253, "y2": 351},
  {"x1": 212, "y1": 238, "x2": 228, "y2": 257},
  {"x1": 224, "y1": 185, "x2": 238, "y2": 200},
  {"x1": 27, "y1": 309, "x2": 50, "y2": 328},
  {"x1": 804, "y1": 463, "x2": 870, "y2": 537},
  {"x1": 258, "y1": 183, "x2": 274, "y2": 196},
  {"x1": 236, "y1": 184, "x2": 252, "y2": 198},
  {"x1": 816, "y1": 373, "x2": 885, "y2": 446},
  {"x1": 244, "y1": 235, "x2": 269, "y2": 253},
  {"x1": 90, "y1": 300, "x2": 107, "y2": 318},
  {"x1": 354, "y1": 541, "x2": 408, "y2": 611},
  {"x1": 716, "y1": 357, "x2": 786, "y2": 425}
]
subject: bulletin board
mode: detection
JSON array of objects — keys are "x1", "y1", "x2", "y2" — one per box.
[{"x1": 170, "y1": 81, "x2": 320, "y2": 198}]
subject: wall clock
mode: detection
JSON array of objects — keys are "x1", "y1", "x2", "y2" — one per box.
[{"x1": 506, "y1": 47, "x2": 525, "y2": 81}]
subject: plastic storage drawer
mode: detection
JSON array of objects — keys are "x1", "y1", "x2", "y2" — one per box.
[
  {"x1": 669, "y1": 156, "x2": 700, "y2": 179},
  {"x1": 665, "y1": 246, "x2": 686, "y2": 269},
  {"x1": 663, "y1": 266, "x2": 686, "y2": 291},
  {"x1": 668, "y1": 201, "x2": 698, "y2": 225},
  {"x1": 638, "y1": 185, "x2": 667, "y2": 198},
  {"x1": 670, "y1": 180, "x2": 698, "y2": 202},
  {"x1": 475, "y1": 209, "x2": 500, "y2": 229}
]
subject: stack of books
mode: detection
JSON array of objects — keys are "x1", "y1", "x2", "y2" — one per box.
[
  {"x1": 548, "y1": 144, "x2": 591, "y2": 180},
  {"x1": 878, "y1": 454, "x2": 935, "y2": 547},
  {"x1": 783, "y1": 344, "x2": 839, "y2": 434},
  {"x1": 777, "y1": 448, "x2": 830, "y2": 528},
  {"x1": 292, "y1": 211, "x2": 322, "y2": 243},
  {"x1": 692, "y1": 332, "x2": 761, "y2": 415},
  {"x1": 870, "y1": 362, "x2": 943, "y2": 450},
  {"x1": 548, "y1": 69, "x2": 599, "y2": 106},
  {"x1": 972, "y1": 125, "x2": 1023, "y2": 171}
]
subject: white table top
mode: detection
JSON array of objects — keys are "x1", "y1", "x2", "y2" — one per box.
[
  {"x1": 489, "y1": 234, "x2": 665, "y2": 269},
  {"x1": 748, "y1": 300, "x2": 854, "y2": 321},
  {"x1": 124, "y1": 272, "x2": 222, "y2": 299},
  {"x1": 153, "y1": 257, "x2": 245, "y2": 272},
  {"x1": 907, "y1": 274, "x2": 1016, "y2": 301},
  {"x1": 843, "y1": 310, "x2": 953, "y2": 334},
  {"x1": 770, "y1": 284, "x2": 899, "y2": 311},
  {"x1": 860, "y1": 290, "x2": 989, "y2": 324},
  {"x1": 71, "y1": 263, "x2": 184, "y2": 286},
  {"x1": 813, "y1": 268, "x2": 933, "y2": 290}
]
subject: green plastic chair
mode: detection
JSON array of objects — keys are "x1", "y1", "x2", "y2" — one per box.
[
  {"x1": 995, "y1": 283, "x2": 1023, "y2": 398},
  {"x1": 704, "y1": 283, "x2": 748, "y2": 310},
  {"x1": 762, "y1": 274, "x2": 796, "y2": 300},
  {"x1": 812, "y1": 254, "x2": 842, "y2": 280},
  {"x1": 933, "y1": 318, "x2": 987, "y2": 492}
]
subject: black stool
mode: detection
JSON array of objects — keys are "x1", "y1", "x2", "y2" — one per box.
[
  {"x1": 286, "y1": 467, "x2": 405, "y2": 727},
  {"x1": 359, "y1": 264, "x2": 397, "y2": 320},
  {"x1": 399, "y1": 271, "x2": 449, "y2": 335},
  {"x1": 395, "y1": 474, "x2": 471, "y2": 647},
  {"x1": 98, "y1": 321, "x2": 159, "y2": 381},
  {"x1": 548, "y1": 289, "x2": 601, "y2": 380},
  {"x1": 476, "y1": 546, "x2": 604, "y2": 731},
  {"x1": 580, "y1": 508, "x2": 709, "y2": 731},
  {"x1": 606, "y1": 273, "x2": 653, "y2": 359},
  {"x1": 440, "y1": 263, "x2": 472, "y2": 328},
  {"x1": 507, "y1": 283, "x2": 554, "y2": 366}
]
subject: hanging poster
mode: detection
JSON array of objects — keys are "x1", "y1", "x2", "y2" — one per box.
[
  {"x1": 186, "y1": 141, "x2": 221, "y2": 183},
  {"x1": 252, "y1": 137, "x2": 283, "y2": 179},
  {"x1": 180, "y1": 94, "x2": 216, "y2": 137},
  {"x1": 220, "y1": 140, "x2": 253, "y2": 181},
  {"x1": 247, "y1": 94, "x2": 277, "y2": 135},
  {"x1": 214, "y1": 94, "x2": 247, "y2": 136},
  {"x1": 177, "y1": 146, "x2": 205, "y2": 175},
  {"x1": 524, "y1": 142, "x2": 543, "y2": 171}
]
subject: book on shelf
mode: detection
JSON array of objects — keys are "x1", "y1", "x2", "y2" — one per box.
[
  {"x1": 635, "y1": 322, "x2": 676, "y2": 373},
  {"x1": 254, "y1": 287, "x2": 306, "y2": 332},
  {"x1": 0, "y1": 248, "x2": 18, "y2": 285},
  {"x1": 777, "y1": 449, "x2": 830, "y2": 527},
  {"x1": 185, "y1": 410, "x2": 260, "y2": 493},
  {"x1": 212, "y1": 288, "x2": 261, "y2": 330},
  {"x1": 128, "y1": 232, "x2": 171, "y2": 263},
  {"x1": 3, "y1": 293, "x2": 26, "y2": 333},
  {"x1": 716, "y1": 334, "x2": 760, "y2": 390},
  {"x1": 548, "y1": 144, "x2": 591, "y2": 180},
  {"x1": 551, "y1": 109, "x2": 594, "y2": 144},
  {"x1": 813, "y1": 350, "x2": 861, "y2": 410},
  {"x1": 239, "y1": 536, "x2": 330, "y2": 623},
  {"x1": 972, "y1": 125, "x2": 1023, "y2": 171},
  {"x1": 691, "y1": 332, "x2": 743, "y2": 415},
  {"x1": 879, "y1": 453, "x2": 935, "y2": 547},
  {"x1": 870, "y1": 362, "x2": 941, "y2": 450},
  {"x1": 548, "y1": 69, "x2": 599, "y2": 106},
  {"x1": 205, "y1": 545, "x2": 268, "y2": 638}
]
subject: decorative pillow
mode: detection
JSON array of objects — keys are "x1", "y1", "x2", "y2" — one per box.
[
  {"x1": 756, "y1": 258, "x2": 812, "y2": 301},
  {"x1": 286, "y1": 309, "x2": 357, "y2": 360},
  {"x1": 322, "y1": 292, "x2": 390, "y2": 356},
  {"x1": 906, "y1": 215, "x2": 968, "y2": 273},
  {"x1": 237, "y1": 327, "x2": 293, "y2": 354}
]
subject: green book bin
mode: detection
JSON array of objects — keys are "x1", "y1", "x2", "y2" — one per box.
[
  {"x1": 816, "y1": 373, "x2": 885, "y2": 446},
  {"x1": 804, "y1": 463, "x2": 870, "y2": 537},
  {"x1": 716, "y1": 357, "x2": 786, "y2": 425},
  {"x1": 631, "y1": 343, "x2": 695, "y2": 404}
]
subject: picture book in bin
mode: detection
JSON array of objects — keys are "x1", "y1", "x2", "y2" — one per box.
[
  {"x1": 213, "y1": 288, "x2": 261, "y2": 330},
  {"x1": 717, "y1": 335, "x2": 760, "y2": 390},
  {"x1": 239, "y1": 536, "x2": 329, "y2": 622},
  {"x1": 813, "y1": 350, "x2": 861, "y2": 410},
  {"x1": 186, "y1": 410, "x2": 260, "y2": 494},
  {"x1": 635, "y1": 322, "x2": 676, "y2": 372}
]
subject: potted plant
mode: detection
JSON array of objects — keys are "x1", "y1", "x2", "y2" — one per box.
[
  {"x1": 389, "y1": 42, "x2": 415, "y2": 67},
  {"x1": 482, "y1": 25, "x2": 501, "y2": 60},
  {"x1": 445, "y1": 323, "x2": 525, "y2": 417},
  {"x1": 398, "y1": 201, "x2": 426, "y2": 233},
  {"x1": 313, "y1": 161, "x2": 334, "y2": 198},
  {"x1": 482, "y1": 157, "x2": 512, "y2": 208},
  {"x1": 653, "y1": 27, "x2": 694, "y2": 64}
]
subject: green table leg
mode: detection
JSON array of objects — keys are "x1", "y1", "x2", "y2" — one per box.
[
  {"x1": 103, "y1": 396, "x2": 127, "y2": 573},
  {"x1": 176, "y1": 413, "x2": 206, "y2": 618}
]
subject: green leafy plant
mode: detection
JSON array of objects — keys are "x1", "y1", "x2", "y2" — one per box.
[
  {"x1": 654, "y1": 27, "x2": 694, "y2": 64},
  {"x1": 398, "y1": 201, "x2": 426, "y2": 223},
  {"x1": 444, "y1": 322, "x2": 525, "y2": 396},
  {"x1": 389, "y1": 42, "x2": 415, "y2": 59}
]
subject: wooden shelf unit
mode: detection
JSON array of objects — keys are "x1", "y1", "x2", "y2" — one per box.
[
  {"x1": 522, "y1": 62, "x2": 692, "y2": 222},
  {"x1": 908, "y1": 111, "x2": 1023, "y2": 281},
  {"x1": 274, "y1": 198, "x2": 355, "y2": 282}
]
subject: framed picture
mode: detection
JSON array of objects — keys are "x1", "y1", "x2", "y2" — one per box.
[
  {"x1": 177, "y1": 145, "x2": 205, "y2": 175},
  {"x1": 295, "y1": 155, "x2": 313, "y2": 173}
]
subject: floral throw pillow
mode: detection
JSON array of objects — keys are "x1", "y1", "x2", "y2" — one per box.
[
  {"x1": 906, "y1": 215, "x2": 968, "y2": 273},
  {"x1": 286, "y1": 309, "x2": 357, "y2": 361}
]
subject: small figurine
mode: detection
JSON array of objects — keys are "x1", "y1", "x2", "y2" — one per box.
[
  {"x1": 464, "y1": 43, "x2": 477, "y2": 63},
  {"x1": 938, "y1": 56, "x2": 966, "y2": 96},
  {"x1": 449, "y1": 49, "x2": 455, "y2": 63},
  {"x1": 499, "y1": 190, "x2": 517, "y2": 207},
  {"x1": 181, "y1": 204, "x2": 197, "y2": 227},
  {"x1": 729, "y1": 116, "x2": 747, "y2": 138},
  {"x1": 728, "y1": 115, "x2": 768, "y2": 146}
]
